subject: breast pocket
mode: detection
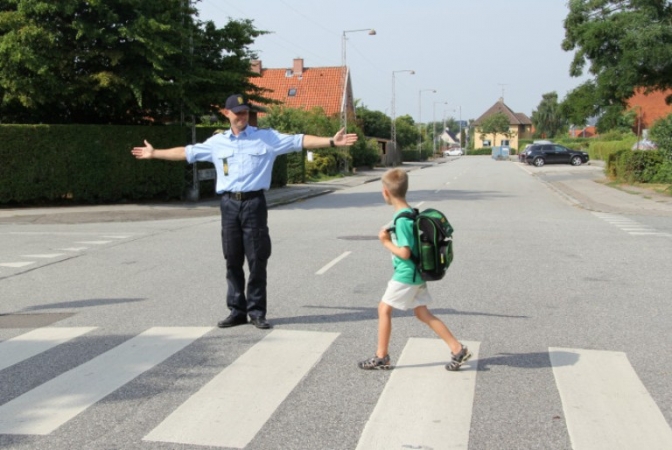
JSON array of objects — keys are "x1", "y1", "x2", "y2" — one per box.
[{"x1": 238, "y1": 147, "x2": 269, "y2": 171}]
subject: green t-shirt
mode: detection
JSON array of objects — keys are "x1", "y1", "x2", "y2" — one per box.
[{"x1": 391, "y1": 208, "x2": 423, "y2": 285}]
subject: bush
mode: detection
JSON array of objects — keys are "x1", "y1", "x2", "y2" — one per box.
[
  {"x1": 650, "y1": 113, "x2": 672, "y2": 161},
  {"x1": 606, "y1": 149, "x2": 667, "y2": 183},
  {"x1": 350, "y1": 137, "x2": 380, "y2": 168},
  {"x1": 588, "y1": 136, "x2": 637, "y2": 161}
]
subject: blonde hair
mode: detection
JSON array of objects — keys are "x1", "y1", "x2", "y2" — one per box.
[{"x1": 382, "y1": 168, "x2": 408, "y2": 198}]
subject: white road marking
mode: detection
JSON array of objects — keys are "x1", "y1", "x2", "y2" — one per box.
[
  {"x1": 21, "y1": 254, "x2": 64, "y2": 259},
  {"x1": 56, "y1": 247, "x2": 88, "y2": 252},
  {"x1": 143, "y1": 329, "x2": 339, "y2": 448},
  {"x1": 316, "y1": 251, "x2": 352, "y2": 275},
  {"x1": 591, "y1": 212, "x2": 668, "y2": 236},
  {"x1": 356, "y1": 339, "x2": 480, "y2": 450},
  {"x1": 101, "y1": 236, "x2": 131, "y2": 239},
  {"x1": 414, "y1": 201, "x2": 425, "y2": 208},
  {"x1": 550, "y1": 347, "x2": 672, "y2": 450},
  {"x1": 74, "y1": 241, "x2": 112, "y2": 245},
  {"x1": 0, "y1": 327, "x2": 212, "y2": 435},
  {"x1": 0, "y1": 328, "x2": 97, "y2": 372},
  {"x1": 0, "y1": 262, "x2": 34, "y2": 268}
]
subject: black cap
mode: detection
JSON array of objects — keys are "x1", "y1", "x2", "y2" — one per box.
[{"x1": 224, "y1": 94, "x2": 250, "y2": 113}]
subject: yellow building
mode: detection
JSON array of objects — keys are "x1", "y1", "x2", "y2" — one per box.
[{"x1": 472, "y1": 98, "x2": 532, "y2": 150}]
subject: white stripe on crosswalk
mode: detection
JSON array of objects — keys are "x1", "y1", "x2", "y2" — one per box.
[
  {"x1": 550, "y1": 347, "x2": 672, "y2": 450},
  {"x1": 0, "y1": 327, "x2": 211, "y2": 435},
  {"x1": 356, "y1": 339, "x2": 480, "y2": 450},
  {"x1": 143, "y1": 329, "x2": 339, "y2": 448},
  {"x1": 0, "y1": 327, "x2": 97, "y2": 372},
  {"x1": 21, "y1": 254, "x2": 64, "y2": 258},
  {"x1": 0, "y1": 262, "x2": 33, "y2": 268}
]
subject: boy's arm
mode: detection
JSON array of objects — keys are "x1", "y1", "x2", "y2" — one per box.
[{"x1": 378, "y1": 227, "x2": 412, "y2": 259}]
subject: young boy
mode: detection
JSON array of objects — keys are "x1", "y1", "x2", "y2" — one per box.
[{"x1": 358, "y1": 168, "x2": 471, "y2": 371}]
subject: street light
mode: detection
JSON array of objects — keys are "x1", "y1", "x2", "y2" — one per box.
[
  {"x1": 433, "y1": 101, "x2": 447, "y2": 155},
  {"x1": 341, "y1": 28, "x2": 376, "y2": 132},
  {"x1": 418, "y1": 89, "x2": 436, "y2": 158},
  {"x1": 391, "y1": 70, "x2": 415, "y2": 155}
]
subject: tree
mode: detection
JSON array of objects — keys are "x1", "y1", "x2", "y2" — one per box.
[
  {"x1": 479, "y1": 112, "x2": 515, "y2": 146},
  {"x1": 559, "y1": 81, "x2": 599, "y2": 128},
  {"x1": 356, "y1": 105, "x2": 391, "y2": 139},
  {"x1": 394, "y1": 115, "x2": 419, "y2": 151},
  {"x1": 531, "y1": 92, "x2": 568, "y2": 139},
  {"x1": 562, "y1": 1, "x2": 672, "y2": 106},
  {"x1": 0, "y1": 0, "x2": 265, "y2": 124}
]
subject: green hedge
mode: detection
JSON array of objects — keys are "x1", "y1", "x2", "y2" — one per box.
[
  {"x1": 587, "y1": 136, "x2": 637, "y2": 162},
  {"x1": 0, "y1": 124, "x2": 229, "y2": 205},
  {"x1": 606, "y1": 149, "x2": 672, "y2": 183}
]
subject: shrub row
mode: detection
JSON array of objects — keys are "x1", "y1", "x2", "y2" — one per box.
[
  {"x1": 0, "y1": 124, "x2": 219, "y2": 205},
  {"x1": 606, "y1": 149, "x2": 672, "y2": 184}
]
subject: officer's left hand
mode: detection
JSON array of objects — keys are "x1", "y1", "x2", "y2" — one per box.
[{"x1": 333, "y1": 128, "x2": 359, "y2": 147}]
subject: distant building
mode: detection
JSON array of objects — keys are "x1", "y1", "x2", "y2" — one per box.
[
  {"x1": 472, "y1": 98, "x2": 532, "y2": 149},
  {"x1": 626, "y1": 88, "x2": 672, "y2": 133}
]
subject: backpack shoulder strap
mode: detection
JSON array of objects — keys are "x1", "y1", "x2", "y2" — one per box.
[{"x1": 392, "y1": 208, "x2": 419, "y2": 227}]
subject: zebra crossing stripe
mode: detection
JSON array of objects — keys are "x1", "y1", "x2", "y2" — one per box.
[
  {"x1": 143, "y1": 329, "x2": 339, "y2": 448},
  {"x1": 550, "y1": 347, "x2": 672, "y2": 450},
  {"x1": 0, "y1": 327, "x2": 97, "y2": 372},
  {"x1": 0, "y1": 327, "x2": 211, "y2": 435},
  {"x1": 355, "y1": 339, "x2": 480, "y2": 450}
]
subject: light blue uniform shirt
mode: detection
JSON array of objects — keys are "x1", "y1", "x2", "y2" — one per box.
[{"x1": 185, "y1": 126, "x2": 304, "y2": 193}]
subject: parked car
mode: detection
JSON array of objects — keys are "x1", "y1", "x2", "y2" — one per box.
[
  {"x1": 443, "y1": 148, "x2": 463, "y2": 157},
  {"x1": 524, "y1": 144, "x2": 589, "y2": 167}
]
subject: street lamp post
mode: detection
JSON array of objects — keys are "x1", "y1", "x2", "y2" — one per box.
[
  {"x1": 391, "y1": 70, "x2": 415, "y2": 157},
  {"x1": 341, "y1": 28, "x2": 376, "y2": 133},
  {"x1": 418, "y1": 89, "x2": 436, "y2": 159},
  {"x1": 433, "y1": 101, "x2": 447, "y2": 156}
]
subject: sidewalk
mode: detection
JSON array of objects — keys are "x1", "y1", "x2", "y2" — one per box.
[
  {"x1": 533, "y1": 161, "x2": 672, "y2": 217},
  {"x1": 0, "y1": 163, "x2": 430, "y2": 225},
  {"x1": 2, "y1": 159, "x2": 671, "y2": 224}
]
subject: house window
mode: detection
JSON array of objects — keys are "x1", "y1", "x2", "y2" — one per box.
[{"x1": 288, "y1": 88, "x2": 297, "y2": 97}]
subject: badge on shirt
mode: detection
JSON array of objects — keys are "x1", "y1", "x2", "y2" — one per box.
[{"x1": 221, "y1": 157, "x2": 229, "y2": 176}]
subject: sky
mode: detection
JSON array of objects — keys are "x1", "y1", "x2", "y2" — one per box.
[{"x1": 196, "y1": 0, "x2": 589, "y2": 124}]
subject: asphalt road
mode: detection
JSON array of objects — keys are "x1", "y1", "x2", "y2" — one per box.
[{"x1": 1, "y1": 157, "x2": 671, "y2": 449}]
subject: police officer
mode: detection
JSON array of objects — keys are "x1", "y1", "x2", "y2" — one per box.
[{"x1": 131, "y1": 94, "x2": 358, "y2": 329}]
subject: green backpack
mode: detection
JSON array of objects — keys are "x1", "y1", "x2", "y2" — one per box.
[{"x1": 393, "y1": 208, "x2": 454, "y2": 282}]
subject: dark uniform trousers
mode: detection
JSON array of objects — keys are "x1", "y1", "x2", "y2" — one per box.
[{"x1": 219, "y1": 192, "x2": 271, "y2": 319}]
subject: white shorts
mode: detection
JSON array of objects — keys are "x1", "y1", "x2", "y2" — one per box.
[{"x1": 381, "y1": 280, "x2": 432, "y2": 311}]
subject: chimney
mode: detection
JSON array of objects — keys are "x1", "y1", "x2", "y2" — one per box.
[
  {"x1": 251, "y1": 59, "x2": 262, "y2": 74},
  {"x1": 293, "y1": 58, "x2": 304, "y2": 76}
]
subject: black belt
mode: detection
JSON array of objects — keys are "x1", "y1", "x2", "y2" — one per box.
[{"x1": 221, "y1": 190, "x2": 264, "y2": 201}]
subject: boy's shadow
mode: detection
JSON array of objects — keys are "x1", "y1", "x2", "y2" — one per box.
[{"x1": 393, "y1": 351, "x2": 580, "y2": 371}]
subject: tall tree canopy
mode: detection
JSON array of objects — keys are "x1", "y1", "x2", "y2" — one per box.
[
  {"x1": 531, "y1": 92, "x2": 568, "y2": 138},
  {"x1": 356, "y1": 105, "x2": 391, "y2": 139},
  {"x1": 562, "y1": 0, "x2": 672, "y2": 107},
  {"x1": 0, "y1": 0, "x2": 265, "y2": 124}
]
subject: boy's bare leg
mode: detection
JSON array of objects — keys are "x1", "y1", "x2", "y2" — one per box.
[
  {"x1": 376, "y1": 301, "x2": 394, "y2": 358},
  {"x1": 414, "y1": 305, "x2": 462, "y2": 354}
]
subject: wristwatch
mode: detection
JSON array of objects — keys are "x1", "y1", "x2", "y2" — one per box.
[{"x1": 329, "y1": 139, "x2": 335, "y2": 147}]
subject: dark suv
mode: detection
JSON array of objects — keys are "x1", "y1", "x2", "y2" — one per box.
[{"x1": 525, "y1": 144, "x2": 589, "y2": 167}]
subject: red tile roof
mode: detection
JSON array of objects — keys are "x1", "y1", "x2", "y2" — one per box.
[
  {"x1": 473, "y1": 98, "x2": 531, "y2": 126},
  {"x1": 250, "y1": 65, "x2": 347, "y2": 117}
]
